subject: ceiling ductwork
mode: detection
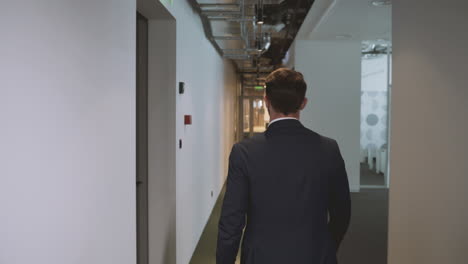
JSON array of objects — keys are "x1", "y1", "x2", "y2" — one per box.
[{"x1": 188, "y1": 0, "x2": 315, "y2": 87}]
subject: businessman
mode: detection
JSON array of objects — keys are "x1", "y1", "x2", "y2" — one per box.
[{"x1": 216, "y1": 68, "x2": 351, "y2": 264}]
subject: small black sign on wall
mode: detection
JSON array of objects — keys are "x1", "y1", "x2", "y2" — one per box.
[{"x1": 179, "y1": 82, "x2": 185, "y2": 94}]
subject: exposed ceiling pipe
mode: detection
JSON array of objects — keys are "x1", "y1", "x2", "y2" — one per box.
[
  {"x1": 187, "y1": 0, "x2": 224, "y2": 56},
  {"x1": 190, "y1": 0, "x2": 315, "y2": 76},
  {"x1": 280, "y1": 0, "x2": 303, "y2": 58},
  {"x1": 256, "y1": 33, "x2": 271, "y2": 54}
]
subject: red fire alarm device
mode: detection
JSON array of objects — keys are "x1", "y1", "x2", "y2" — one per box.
[{"x1": 184, "y1": 115, "x2": 192, "y2": 125}]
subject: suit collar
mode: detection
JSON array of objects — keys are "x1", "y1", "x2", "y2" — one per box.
[
  {"x1": 268, "y1": 117, "x2": 298, "y2": 126},
  {"x1": 266, "y1": 119, "x2": 304, "y2": 134}
]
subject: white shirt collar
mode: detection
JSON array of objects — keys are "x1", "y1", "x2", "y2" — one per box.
[{"x1": 268, "y1": 117, "x2": 299, "y2": 127}]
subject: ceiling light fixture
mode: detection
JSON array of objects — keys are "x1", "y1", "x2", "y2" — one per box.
[
  {"x1": 256, "y1": 0, "x2": 264, "y2": 25},
  {"x1": 371, "y1": 0, "x2": 392, "y2": 7},
  {"x1": 335, "y1": 34, "x2": 352, "y2": 40}
]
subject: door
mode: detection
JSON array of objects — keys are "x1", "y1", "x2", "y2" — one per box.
[{"x1": 136, "y1": 12, "x2": 149, "y2": 264}]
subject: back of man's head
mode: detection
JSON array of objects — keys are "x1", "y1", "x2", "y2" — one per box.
[{"x1": 265, "y1": 68, "x2": 307, "y2": 115}]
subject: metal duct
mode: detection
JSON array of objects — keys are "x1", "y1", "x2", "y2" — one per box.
[{"x1": 189, "y1": 0, "x2": 315, "y2": 89}]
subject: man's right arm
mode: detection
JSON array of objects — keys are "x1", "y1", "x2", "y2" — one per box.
[
  {"x1": 328, "y1": 140, "x2": 351, "y2": 251},
  {"x1": 216, "y1": 144, "x2": 248, "y2": 264}
]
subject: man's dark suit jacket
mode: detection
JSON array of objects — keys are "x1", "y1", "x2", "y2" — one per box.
[{"x1": 216, "y1": 119, "x2": 351, "y2": 264}]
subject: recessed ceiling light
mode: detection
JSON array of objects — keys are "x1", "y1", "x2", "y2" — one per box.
[{"x1": 371, "y1": 0, "x2": 391, "y2": 7}]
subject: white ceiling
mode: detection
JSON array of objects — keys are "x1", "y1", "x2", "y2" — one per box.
[{"x1": 296, "y1": 0, "x2": 392, "y2": 42}]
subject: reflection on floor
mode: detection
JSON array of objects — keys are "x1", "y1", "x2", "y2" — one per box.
[
  {"x1": 189, "y1": 187, "x2": 388, "y2": 264},
  {"x1": 361, "y1": 162, "x2": 385, "y2": 186}
]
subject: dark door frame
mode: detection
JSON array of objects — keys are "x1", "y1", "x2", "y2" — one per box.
[{"x1": 136, "y1": 11, "x2": 149, "y2": 264}]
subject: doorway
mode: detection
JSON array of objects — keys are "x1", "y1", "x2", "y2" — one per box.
[
  {"x1": 136, "y1": 1, "x2": 177, "y2": 263},
  {"x1": 360, "y1": 41, "x2": 392, "y2": 189}
]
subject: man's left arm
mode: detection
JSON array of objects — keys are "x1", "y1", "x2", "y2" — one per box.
[
  {"x1": 216, "y1": 144, "x2": 249, "y2": 264},
  {"x1": 327, "y1": 140, "x2": 351, "y2": 251}
]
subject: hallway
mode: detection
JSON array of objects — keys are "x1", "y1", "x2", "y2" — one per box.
[
  {"x1": 3, "y1": 1, "x2": 468, "y2": 264},
  {"x1": 189, "y1": 188, "x2": 388, "y2": 264}
]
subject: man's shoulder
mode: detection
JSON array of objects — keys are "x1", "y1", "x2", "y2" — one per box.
[
  {"x1": 319, "y1": 134, "x2": 338, "y2": 147},
  {"x1": 235, "y1": 134, "x2": 266, "y2": 149},
  {"x1": 233, "y1": 129, "x2": 339, "y2": 153},
  {"x1": 300, "y1": 127, "x2": 338, "y2": 147},
  {"x1": 301, "y1": 128, "x2": 340, "y2": 154}
]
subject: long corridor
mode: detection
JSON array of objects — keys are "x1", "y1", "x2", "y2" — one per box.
[{"x1": 189, "y1": 188, "x2": 388, "y2": 264}]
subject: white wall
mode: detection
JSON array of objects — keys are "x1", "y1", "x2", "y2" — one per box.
[
  {"x1": 0, "y1": 1, "x2": 136, "y2": 264},
  {"x1": 0, "y1": 1, "x2": 237, "y2": 263},
  {"x1": 388, "y1": 1, "x2": 468, "y2": 263},
  {"x1": 294, "y1": 40, "x2": 361, "y2": 192},
  {"x1": 154, "y1": 2, "x2": 239, "y2": 264},
  {"x1": 142, "y1": 2, "x2": 238, "y2": 263},
  {"x1": 174, "y1": 8, "x2": 238, "y2": 264}
]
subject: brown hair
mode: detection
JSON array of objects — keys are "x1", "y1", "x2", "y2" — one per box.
[{"x1": 265, "y1": 68, "x2": 307, "y2": 115}]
